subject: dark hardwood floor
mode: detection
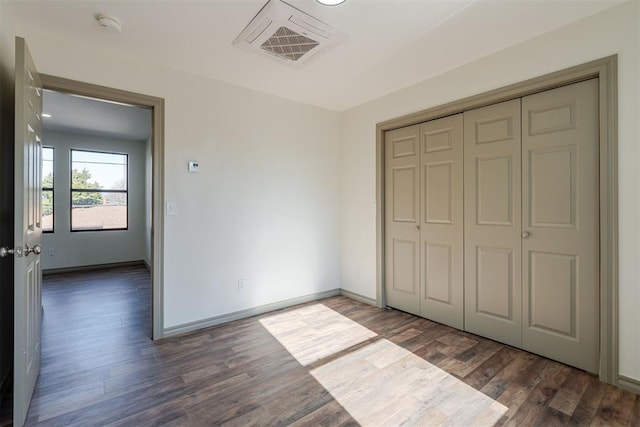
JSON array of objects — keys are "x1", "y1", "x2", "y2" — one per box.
[{"x1": 15, "y1": 265, "x2": 639, "y2": 426}]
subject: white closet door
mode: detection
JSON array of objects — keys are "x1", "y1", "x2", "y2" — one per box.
[
  {"x1": 419, "y1": 114, "x2": 464, "y2": 329},
  {"x1": 384, "y1": 125, "x2": 421, "y2": 315},
  {"x1": 521, "y1": 78, "x2": 599, "y2": 373},
  {"x1": 464, "y1": 99, "x2": 522, "y2": 347}
]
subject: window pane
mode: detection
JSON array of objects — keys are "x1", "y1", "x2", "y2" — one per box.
[
  {"x1": 42, "y1": 147, "x2": 54, "y2": 232},
  {"x1": 70, "y1": 150, "x2": 128, "y2": 231},
  {"x1": 43, "y1": 147, "x2": 53, "y2": 188},
  {"x1": 42, "y1": 190, "x2": 53, "y2": 232},
  {"x1": 71, "y1": 192, "x2": 127, "y2": 230},
  {"x1": 71, "y1": 150, "x2": 127, "y2": 191}
]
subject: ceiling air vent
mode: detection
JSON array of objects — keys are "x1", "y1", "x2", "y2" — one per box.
[{"x1": 232, "y1": 0, "x2": 347, "y2": 66}]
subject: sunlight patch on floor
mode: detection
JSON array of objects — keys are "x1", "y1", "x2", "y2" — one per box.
[
  {"x1": 259, "y1": 304, "x2": 377, "y2": 366},
  {"x1": 261, "y1": 304, "x2": 508, "y2": 426},
  {"x1": 311, "y1": 339, "x2": 508, "y2": 425}
]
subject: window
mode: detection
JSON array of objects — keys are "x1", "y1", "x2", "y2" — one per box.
[
  {"x1": 70, "y1": 149, "x2": 128, "y2": 231},
  {"x1": 42, "y1": 146, "x2": 54, "y2": 233}
]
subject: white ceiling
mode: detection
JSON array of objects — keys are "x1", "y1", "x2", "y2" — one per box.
[
  {"x1": 10, "y1": 0, "x2": 626, "y2": 112},
  {"x1": 43, "y1": 90, "x2": 152, "y2": 141}
]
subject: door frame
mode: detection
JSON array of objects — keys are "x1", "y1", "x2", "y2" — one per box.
[
  {"x1": 40, "y1": 74, "x2": 166, "y2": 340},
  {"x1": 375, "y1": 56, "x2": 619, "y2": 386}
]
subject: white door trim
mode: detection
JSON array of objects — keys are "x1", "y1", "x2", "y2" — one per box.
[
  {"x1": 375, "y1": 56, "x2": 618, "y2": 386},
  {"x1": 40, "y1": 74, "x2": 166, "y2": 340}
]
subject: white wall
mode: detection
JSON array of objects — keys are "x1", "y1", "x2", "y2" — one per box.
[
  {"x1": 9, "y1": 17, "x2": 342, "y2": 329},
  {"x1": 340, "y1": 1, "x2": 640, "y2": 381},
  {"x1": 40, "y1": 130, "x2": 147, "y2": 270}
]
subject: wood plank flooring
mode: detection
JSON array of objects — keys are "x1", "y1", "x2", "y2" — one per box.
[{"x1": 17, "y1": 265, "x2": 640, "y2": 426}]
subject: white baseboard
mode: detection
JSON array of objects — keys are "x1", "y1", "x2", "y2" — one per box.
[{"x1": 163, "y1": 288, "x2": 341, "y2": 338}]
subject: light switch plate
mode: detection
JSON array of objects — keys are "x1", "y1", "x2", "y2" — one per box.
[
  {"x1": 166, "y1": 201, "x2": 177, "y2": 216},
  {"x1": 188, "y1": 161, "x2": 199, "y2": 172}
]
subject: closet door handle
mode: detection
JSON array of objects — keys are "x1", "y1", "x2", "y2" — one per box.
[
  {"x1": 521, "y1": 231, "x2": 530, "y2": 239},
  {"x1": 416, "y1": 225, "x2": 421, "y2": 230}
]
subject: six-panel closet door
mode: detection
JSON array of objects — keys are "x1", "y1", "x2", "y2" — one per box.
[
  {"x1": 384, "y1": 79, "x2": 599, "y2": 373},
  {"x1": 385, "y1": 125, "x2": 421, "y2": 316},
  {"x1": 419, "y1": 115, "x2": 464, "y2": 329},
  {"x1": 521, "y1": 79, "x2": 599, "y2": 373},
  {"x1": 384, "y1": 115, "x2": 464, "y2": 328},
  {"x1": 463, "y1": 99, "x2": 523, "y2": 347}
]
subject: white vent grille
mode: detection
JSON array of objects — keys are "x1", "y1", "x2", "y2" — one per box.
[
  {"x1": 260, "y1": 27, "x2": 319, "y2": 61},
  {"x1": 232, "y1": 0, "x2": 347, "y2": 67}
]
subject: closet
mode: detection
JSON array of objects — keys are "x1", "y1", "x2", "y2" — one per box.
[{"x1": 384, "y1": 79, "x2": 599, "y2": 373}]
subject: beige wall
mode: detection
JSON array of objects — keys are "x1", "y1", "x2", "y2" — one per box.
[
  {"x1": 340, "y1": 1, "x2": 640, "y2": 381},
  {"x1": 9, "y1": 22, "x2": 342, "y2": 329}
]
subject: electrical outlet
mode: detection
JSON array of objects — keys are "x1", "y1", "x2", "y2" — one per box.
[
  {"x1": 48, "y1": 247, "x2": 55, "y2": 257},
  {"x1": 238, "y1": 279, "x2": 246, "y2": 291}
]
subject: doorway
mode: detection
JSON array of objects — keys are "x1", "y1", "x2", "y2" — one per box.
[
  {"x1": 40, "y1": 87, "x2": 153, "y2": 326},
  {"x1": 39, "y1": 74, "x2": 165, "y2": 340}
]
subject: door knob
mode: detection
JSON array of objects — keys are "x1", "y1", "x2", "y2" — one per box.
[
  {"x1": 521, "y1": 231, "x2": 530, "y2": 239},
  {"x1": 416, "y1": 225, "x2": 421, "y2": 230},
  {"x1": 0, "y1": 247, "x2": 22, "y2": 258},
  {"x1": 24, "y1": 244, "x2": 42, "y2": 256},
  {"x1": 0, "y1": 247, "x2": 14, "y2": 258}
]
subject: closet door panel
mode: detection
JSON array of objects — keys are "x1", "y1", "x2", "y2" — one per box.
[
  {"x1": 475, "y1": 246, "x2": 514, "y2": 320},
  {"x1": 419, "y1": 114, "x2": 464, "y2": 329},
  {"x1": 385, "y1": 125, "x2": 421, "y2": 315},
  {"x1": 521, "y1": 79, "x2": 599, "y2": 373},
  {"x1": 476, "y1": 155, "x2": 513, "y2": 226},
  {"x1": 464, "y1": 99, "x2": 522, "y2": 347}
]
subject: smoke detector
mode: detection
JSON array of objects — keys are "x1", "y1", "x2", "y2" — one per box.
[
  {"x1": 232, "y1": 0, "x2": 347, "y2": 67},
  {"x1": 96, "y1": 14, "x2": 122, "y2": 33}
]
